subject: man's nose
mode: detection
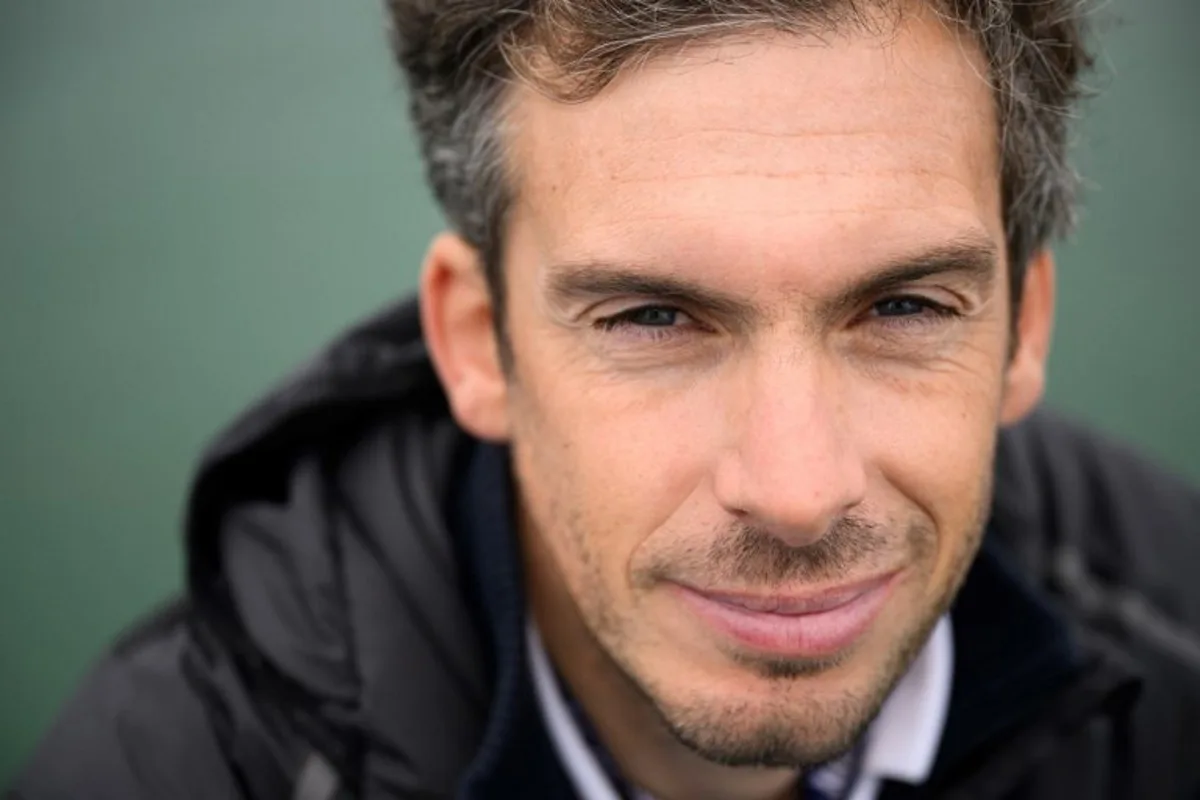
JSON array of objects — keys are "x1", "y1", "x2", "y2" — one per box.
[{"x1": 712, "y1": 351, "x2": 868, "y2": 548}]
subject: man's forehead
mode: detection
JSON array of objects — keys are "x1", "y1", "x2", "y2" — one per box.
[
  {"x1": 507, "y1": 16, "x2": 997, "y2": 177},
  {"x1": 503, "y1": 15, "x2": 1003, "y2": 272}
]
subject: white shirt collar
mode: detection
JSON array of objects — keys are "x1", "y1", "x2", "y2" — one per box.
[{"x1": 528, "y1": 615, "x2": 954, "y2": 800}]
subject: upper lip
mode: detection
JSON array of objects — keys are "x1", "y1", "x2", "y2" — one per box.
[{"x1": 680, "y1": 572, "x2": 897, "y2": 616}]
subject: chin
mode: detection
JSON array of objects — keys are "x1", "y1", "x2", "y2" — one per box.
[
  {"x1": 651, "y1": 684, "x2": 878, "y2": 770},
  {"x1": 625, "y1": 606, "x2": 932, "y2": 769}
]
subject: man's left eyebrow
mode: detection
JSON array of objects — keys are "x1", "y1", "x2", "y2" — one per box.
[{"x1": 819, "y1": 237, "x2": 1001, "y2": 322}]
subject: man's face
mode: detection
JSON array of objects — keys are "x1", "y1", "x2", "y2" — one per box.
[{"x1": 501, "y1": 12, "x2": 1010, "y2": 767}]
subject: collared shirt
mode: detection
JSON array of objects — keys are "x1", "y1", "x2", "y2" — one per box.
[{"x1": 528, "y1": 616, "x2": 953, "y2": 800}]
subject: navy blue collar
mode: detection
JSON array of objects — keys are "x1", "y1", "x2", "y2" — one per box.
[{"x1": 448, "y1": 442, "x2": 576, "y2": 800}]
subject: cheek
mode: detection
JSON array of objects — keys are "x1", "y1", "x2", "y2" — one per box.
[
  {"x1": 510, "y1": 357, "x2": 719, "y2": 597},
  {"x1": 850, "y1": 357, "x2": 1001, "y2": 582}
]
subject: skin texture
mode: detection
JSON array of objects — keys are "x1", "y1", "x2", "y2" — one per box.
[{"x1": 420, "y1": 8, "x2": 1055, "y2": 800}]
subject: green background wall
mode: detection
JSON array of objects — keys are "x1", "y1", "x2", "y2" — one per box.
[{"x1": 2, "y1": 0, "x2": 1197, "y2": 781}]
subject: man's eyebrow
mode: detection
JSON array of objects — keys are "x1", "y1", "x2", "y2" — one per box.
[
  {"x1": 545, "y1": 236, "x2": 999, "y2": 324},
  {"x1": 817, "y1": 236, "x2": 1000, "y2": 324},
  {"x1": 545, "y1": 263, "x2": 758, "y2": 324}
]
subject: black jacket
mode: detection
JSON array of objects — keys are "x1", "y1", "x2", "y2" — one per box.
[{"x1": 11, "y1": 298, "x2": 1200, "y2": 800}]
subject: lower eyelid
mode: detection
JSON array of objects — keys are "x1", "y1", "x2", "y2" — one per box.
[
  {"x1": 871, "y1": 312, "x2": 962, "y2": 336},
  {"x1": 597, "y1": 306, "x2": 693, "y2": 329}
]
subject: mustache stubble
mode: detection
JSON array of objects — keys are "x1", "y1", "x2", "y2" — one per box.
[{"x1": 637, "y1": 515, "x2": 935, "y2": 590}]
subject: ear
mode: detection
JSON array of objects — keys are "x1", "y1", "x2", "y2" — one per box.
[
  {"x1": 419, "y1": 232, "x2": 511, "y2": 441},
  {"x1": 1000, "y1": 249, "x2": 1056, "y2": 426}
]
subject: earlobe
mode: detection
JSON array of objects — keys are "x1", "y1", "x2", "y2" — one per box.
[
  {"x1": 1000, "y1": 249, "x2": 1056, "y2": 426},
  {"x1": 419, "y1": 232, "x2": 511, "y2": 441}
]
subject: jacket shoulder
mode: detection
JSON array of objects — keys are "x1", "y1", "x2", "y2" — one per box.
[
  {"x1": 9, "y1": 603, "x2": 244, "y2": 800},
  {"x1": 994, "y1": 409, "x2": 1200, "y2": 670}
]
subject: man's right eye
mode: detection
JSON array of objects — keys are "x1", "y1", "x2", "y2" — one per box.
[{"x1": 598, "y1": 305, "x2": 685, "y2": 330}]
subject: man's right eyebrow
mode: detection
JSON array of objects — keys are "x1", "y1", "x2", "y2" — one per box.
[{"x1": 544, "y1": 263, "x2": 759, "y2": 324}]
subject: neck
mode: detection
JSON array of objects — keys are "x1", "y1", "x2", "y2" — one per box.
[{"x1": 521, "y1": 526, "x2": 799, "y2": 800}]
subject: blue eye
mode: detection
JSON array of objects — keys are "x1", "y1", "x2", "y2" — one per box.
[
  {"x1": 875, "y1": 297, "x2": 931, "y2": 317},
  {"x1": 872, "y1": 296, "x2": 955, "y2": 320},
  {"x1": 625, "y1": 306, "x2": 679, "y2": 326},
  {"x1": 598, "y1": 305, "x2": 685, "y2": 331}
]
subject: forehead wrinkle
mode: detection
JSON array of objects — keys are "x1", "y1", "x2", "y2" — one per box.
[
  {"x1": 516, "y1": 106, "x2": 994, "y2": 234},
  {"x1": 580, "y1": 105, "x2": 982, "y2": 166},
  {"x1": 601, "y1": 165, "x2": 978, "y2": 187}
]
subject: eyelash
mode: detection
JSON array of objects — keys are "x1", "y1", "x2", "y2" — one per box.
[
  {"x1": 594, "y1": 295, "x2": 961, "y2": 340},
  {"x1": 870, "y1": 295, "x2": 962, "y2": 328},
  {"x1": 595, "y1": 305, "x2": 695, "y2": 341}
]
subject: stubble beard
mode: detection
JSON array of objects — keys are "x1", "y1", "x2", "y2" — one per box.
[
  {"x1": 569, "y1": 496, "x2": 988, "y2": 771},
  {"x1": 508, "y1": 380, "x2": 994, "y2": 772}
]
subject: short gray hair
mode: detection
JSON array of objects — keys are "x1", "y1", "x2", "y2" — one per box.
[{"x1": 387, "y1": 0, "x2": 1092, "y2": 328}]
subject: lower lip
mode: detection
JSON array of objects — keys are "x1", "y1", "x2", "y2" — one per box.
[{"x1": 673, "y1": 575, "x2": 898, "y2": 659}]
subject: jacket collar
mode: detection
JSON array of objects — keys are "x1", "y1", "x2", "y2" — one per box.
[
  {"x1": 882, "y1": 532, "x2": 1141, "y2": 797},
  {"x1": 449, "y1": 441, "x2": 576, "y2": 799},
  {"x1": 929, "y1": 534, "x2": 1084, "y2": 782}
]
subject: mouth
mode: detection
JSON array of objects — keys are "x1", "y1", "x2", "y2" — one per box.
[{"x1": 670, "y1": 571, "x2": 901, "y2": 659}]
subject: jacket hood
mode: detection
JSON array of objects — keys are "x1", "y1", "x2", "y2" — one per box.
[{"x1": 182, "y1": 297, "x2": 492, "y2": 797}]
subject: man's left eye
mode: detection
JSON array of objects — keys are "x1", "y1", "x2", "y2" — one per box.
[
  {"x1": 871, "y1": 296, "x2": 952, "y2": 319},
  {"x1": 598, "y1": 305, "x2": 688, "y2": 331}
]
